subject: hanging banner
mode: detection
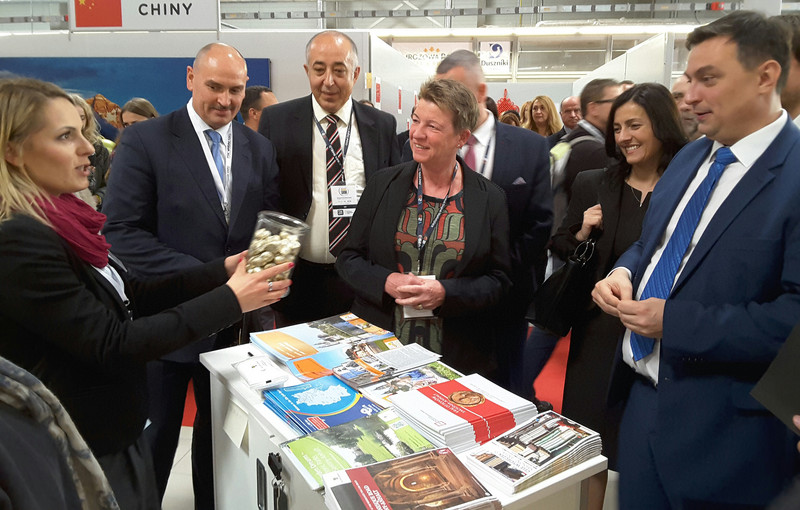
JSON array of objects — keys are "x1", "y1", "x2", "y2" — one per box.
[
  {"x1": 479, "y1": 41, "x2": 512, "y2": 75},
  {"x1": 69, "y1": 0, "x2": 219, "y2": 31}
]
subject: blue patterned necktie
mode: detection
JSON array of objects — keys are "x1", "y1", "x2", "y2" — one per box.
[
  {"x1": 630, "y1": 147, "x2": 737, "y2": 361},
  {"x1": 206, "y1": 129, "x2": 225, "y2": 185}
]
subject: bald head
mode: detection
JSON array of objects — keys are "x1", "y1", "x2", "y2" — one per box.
[
  {"x1": 187, "y1": 43, "x2": 248, "y2": 129},
  {"x1": 435, "y1": 50, "x2": 488, "y2": 124}
]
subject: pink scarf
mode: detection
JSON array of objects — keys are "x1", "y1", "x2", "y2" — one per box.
[{"x1": 36, "y1": 194, "x2": 111, "y2": 268}]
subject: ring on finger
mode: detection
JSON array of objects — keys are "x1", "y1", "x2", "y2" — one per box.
[{"x1": 268, "y1": 281, "x2": 273, "y2": 292}]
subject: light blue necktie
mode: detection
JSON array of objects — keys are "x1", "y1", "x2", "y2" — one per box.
[
  {"x1": 206, "y1": 129, "x2": 225, "y2": 185},
  {"x1": 630, "y1": 147, "x2": 737, "y2": 361}
]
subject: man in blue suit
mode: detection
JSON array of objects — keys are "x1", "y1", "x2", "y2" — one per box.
[
  {"x1": 403, "y1": 50, "x2": 553, "y2": 401},
  {"x1": 103, "y1": 43, "x2": 280, "y2": 509},
  {"x1": 593, "y1": 11, "x2": 800, "y2": 508}
]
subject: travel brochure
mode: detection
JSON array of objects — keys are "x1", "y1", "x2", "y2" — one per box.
[
  {"x1": 390, "y1": 374, "x2": 538, "y2": 453},
  {"x1": 323, "y1": 448, "x2": 501, "y2": 510},
  {"x1": 247, "y1": 314, "x2": 602, "y2": 507},
  {"x1": 281, "y1": 408, "x2": 435, "y2": 490},
  {"x1": 464, "y1": 411, "x2": 602, "y2": 494}
]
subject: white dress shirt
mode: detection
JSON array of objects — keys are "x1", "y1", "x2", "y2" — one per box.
[
  {"x1": 458, "y1": 110, "x2": 496, "y2": 180},
  {"x1": 621, "y1": 111, "x2": 788, "y2": 384},
  {"x1": 304, "y1": 96, "x2": 365, "y2": 264},
  {"x1": 186, "y1": 101, "x2": 233, "y2": 218}
]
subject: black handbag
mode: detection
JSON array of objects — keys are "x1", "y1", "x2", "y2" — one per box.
[{"x1": 526, "y1": 236, "x2": 597, "y2": 337}]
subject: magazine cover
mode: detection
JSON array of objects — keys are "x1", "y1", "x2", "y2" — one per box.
[
  {"x1": 284, "y1": 336, "x2": 404, "y2": 381},
  {"x1": 359, "y1": 362, "x2": 463, "y2": 408},
  {"x1": 262, "y1": 375, "x2": 382, "y2": 435},
  {"x1": 281, "y1": 408, "x2": 434, "y2": 490},
  {"x1": 464, "y1": 411, "x2": 602, "y2": 493},
  {"x1": 390, "y1": 374, "x2": 537, "y2": 451},
  {"x1": 250, "y1": 313, "x2": 395, "y2": 363},
  {"x1": 323, "y1": 448, "x2": 500, "y2": 510}
]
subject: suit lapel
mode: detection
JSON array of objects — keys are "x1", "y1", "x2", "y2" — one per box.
[
  {"x1": 490, "y1": 120, "x2": 512, "y2": 185},
  {"x1": 170, "y1": 109, "x2": 227, "y2": 227},
  {"x1": 353, "y1": 101, "x2": 379, "y2": 178},
  {"x1": 672, "y1": 123, "x2": 794, "y2": 292},
  {"x1": 227, "y1": 123, "x2": 251, "y2": 229},
  {"x1": 298, "y1": 98, "x2": 315, "y2": 200},
  {"x1": 374, "y1": 164, "x2": 416, "y2": 266}
]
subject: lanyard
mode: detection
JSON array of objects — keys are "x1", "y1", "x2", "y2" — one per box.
[
  {"x1": 314, "y1": 109, "x2": 354, "y2": 181},
  {"x1": 473, "y1": 133, "x2": 493, "y2": 176},
  {"x1": 209, "y1": 128, "x2": 233, "y2": 223},
  {"x1": 415, "y1": 163, "x2": 458, "y2": 274}
]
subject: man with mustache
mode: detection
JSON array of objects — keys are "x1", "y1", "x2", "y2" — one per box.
[
  {"x1": 103, "y1": 42, "x2": 280, "y2": 509},
  {"x1": 259, "y1": 31, "x2": 400, "y2": 326}
]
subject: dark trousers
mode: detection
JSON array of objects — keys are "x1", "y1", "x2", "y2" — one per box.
[
  {"x1": 617, "y1": 377, "x2": 672, "y2": 510},
  {"x1": 144, "y1": 359, "x2": 214, "y2": 510},
  {"x1": 273, "y1": 258, "x2": 354, "y2": 327}
]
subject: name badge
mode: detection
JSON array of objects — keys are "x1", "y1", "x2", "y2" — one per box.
[
  {"x1": 403, "y1": 274, "x2": 436, "y2": 319},
  {"x1": 331, "y1": 185, "x2": 360, "y2": 206}
]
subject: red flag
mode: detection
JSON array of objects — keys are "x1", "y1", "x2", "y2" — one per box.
[{"x1": 74, "y1": 0, "x2": 122, "y2": 28}]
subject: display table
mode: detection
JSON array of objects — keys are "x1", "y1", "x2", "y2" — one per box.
[{"x1": 201, "y1": 344, "x2": 607, "y2": 510}]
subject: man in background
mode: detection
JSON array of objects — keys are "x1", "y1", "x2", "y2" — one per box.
[
  {"x1": 671, "y1": 75, "x2": 702, "y2": 141},
  {"x1": 546, "y1": 95, "x2": 581, "y2": 148},
  {"x1": 258, "y1": 31, "x2": 400, "y2": 326},
  {"x1": 241, "y1": 85, "x2": 277, "y2": 130},
  {"x1": 774, "y1": 14, "x2": 800, "y2": 125},
  {"x1": 103, "y1": 43, "x2": 280, "y2": 509},
  {"x1": 561, "y1": 78, "x2": 621, "y2": 201}
]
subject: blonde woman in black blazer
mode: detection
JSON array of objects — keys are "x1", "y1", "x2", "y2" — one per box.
[{"x1": 0, "y1": 77, "x2": 291, "y2": 510}]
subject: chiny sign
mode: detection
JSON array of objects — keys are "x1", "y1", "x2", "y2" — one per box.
[
  {"x1": 479, "y1": 41, "x2": 511, "y2": 75},
  {"x1": 69, "y1": 0, "x2": 218, "y2": 31}
]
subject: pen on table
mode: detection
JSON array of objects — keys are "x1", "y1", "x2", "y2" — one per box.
[{"x1": 248, "y1": 351, "x2": 254, "y2": 357}]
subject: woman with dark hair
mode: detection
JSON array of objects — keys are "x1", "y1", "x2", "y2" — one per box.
[{"x1": 549, "y1": 82, "x2": 686, "y2": 509}]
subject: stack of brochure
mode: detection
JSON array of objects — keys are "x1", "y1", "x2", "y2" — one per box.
[
  {"x1": 281, "y1": 408, "x2": 435, "y2": 490},
  {"x1": 323, "y1": 448, "x2": 500, "y2": 510},
  {"x1": 359, "y1": 361, "x2": 463, "y2": 408},
  {"x1": 390, "y1": 374, "x2": 538, "y2": 453},
  {"x1": 250, "y1": 313, "x2": 397, "y2": 365},
  {"x1": 262, "y1": 375, "x2": 382, "y2": 435},
  {"x1": 463, "y1": 411, "x2": 602, "y2": 494},
  {"x1": 331, "y1": 343, "x2": 441, "y2": 390}
]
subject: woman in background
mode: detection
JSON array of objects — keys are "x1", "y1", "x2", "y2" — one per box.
[
  {"x1": 109, "y1": 98, "x2": 159, "y2": 181},
  {"x1": 525, "y1": 95, "x2": 562, "y2": 137},
  {"x1": 0, "y1": 77, "x2": 290, "y2": 510},
  {"x1": 71, "y1": 94, "x2": 110, "y2": 210},
  {"x1": 550, "y1": 83, "x2": 686, "y2": 510}
]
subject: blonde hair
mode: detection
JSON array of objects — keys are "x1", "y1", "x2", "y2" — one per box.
[
  {"x1": 0, "y1": 77, "x2": 72, "y2": 224},
  {"x1": 525, "y1": 95, "x2": 562, "y2": 136},
  {"x1": 520, "y1": 100, "x2": 533, "y2": 129},
  {"x1": 70, "y1": 93, "x2": 102, "y2": 146}
]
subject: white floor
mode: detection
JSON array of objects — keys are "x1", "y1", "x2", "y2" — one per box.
[{"x1": 162, "y1": 426, "x2": 194, "y2": 510}]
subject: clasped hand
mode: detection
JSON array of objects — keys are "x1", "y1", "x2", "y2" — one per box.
[
  {"x1": 225, "y1": 251, "x2": 292, "y2": 313},
  {"x1": 385, "y1": 272, "x2": 445, "y2": 311},
  {"x1": 592, "y1": 269, "x2": 665, "y2": 338}
]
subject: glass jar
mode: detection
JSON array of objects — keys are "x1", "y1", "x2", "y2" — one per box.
[{"x1": 246, "y1": 211, "x2": 309, "y2": 281}]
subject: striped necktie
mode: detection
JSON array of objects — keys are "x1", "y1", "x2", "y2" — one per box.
[{"x1": 325, "y1": 115, "x2": 348, "y2": 256}]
